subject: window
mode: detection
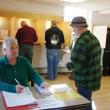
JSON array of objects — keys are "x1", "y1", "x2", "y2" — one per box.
[{"x1": 64, "y1": 6, "x2": 88, "y2": 22}]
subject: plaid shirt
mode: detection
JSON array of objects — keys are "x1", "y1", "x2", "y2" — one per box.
[{"x1": 67, "y1": 30, "x2": 102, "y2": 91}]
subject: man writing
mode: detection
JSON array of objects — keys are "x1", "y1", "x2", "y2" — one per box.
[{"x1": 0, "y1": 38, "x2": 48, "y2": 93}]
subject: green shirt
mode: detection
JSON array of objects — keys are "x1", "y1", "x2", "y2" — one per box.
[
  {"x1": 67, "y1": 30, "x2": 102, "y2": 91},
  {"x1": 0, "y1": 56, "x2": 44, "y2": 93}
]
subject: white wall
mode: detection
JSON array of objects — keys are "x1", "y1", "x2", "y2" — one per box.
[{"x1": 92, "y1": 11, "x2": 110, "y2": 26}]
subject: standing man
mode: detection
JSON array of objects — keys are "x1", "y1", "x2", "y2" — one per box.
[
  {"x1": 66, "y1": 16, "x2": 102, "y2": 110},
  {"x1": 16, "y1": 21, "x2": 38, "y2": 86},
  {"x1": 45, "y1": 20, "x2": 65, "y2": 80},
  {"x1": 15, "y1": 21, "x2": 38, "y2": 63}
]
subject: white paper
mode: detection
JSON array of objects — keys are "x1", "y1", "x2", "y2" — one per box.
[
  {"x1": 50, "y1": 84, "x2": 71, "y2": 93},
  {"x1": 35, "y1": 84, "x2": 51, "y2": 95},
  {"x1": 62, "y1": 49, "x2": 71, "y2": 53},
  {"x1": 2, "y1": 87, "x2": 37, "y2": 107},
  {"x1": 35, "y1": 96, "x2": 64, "y2": 110}
]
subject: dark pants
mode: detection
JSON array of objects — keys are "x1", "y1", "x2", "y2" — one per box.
[
  {"x1": 19, "y1": 44, "x2": 34, "y2": 86},
  {"x1": 102, "y1": 51, "x2": 110, "y2": 76},
  {"x1": 69, "y1": 72, "x2": 75, "y2": 80},
  {"x1": 19, "y1": 44, "x2": 33, "y2": 63},
  {"x1": 77, "y1": 87, "x2": 92, "y2": 110}
]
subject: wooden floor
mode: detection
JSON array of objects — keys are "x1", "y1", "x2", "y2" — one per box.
[{"x1": 42, "y1": 73, "x2": 110, "y2": 110}]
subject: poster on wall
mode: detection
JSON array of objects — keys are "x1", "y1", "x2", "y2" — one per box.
[
  {"x1": 93, "y1": 26, "x2": 107, "y2": 48},
  {"x1": 0, "y1": 30, "x2": 8, "y2": 40}
]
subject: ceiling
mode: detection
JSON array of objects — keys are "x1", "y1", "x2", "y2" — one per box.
[
  {"x1": 0, "y1": 0, "x2": 110, "y2": 16},
  {"x1": 14, "y1": 0, "x2": 110, "y2": 12}
]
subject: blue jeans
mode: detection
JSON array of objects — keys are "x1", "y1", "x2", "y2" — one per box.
[
  {"x1": 47, "y1": 49, "x2": 61, "y2": 80},
  {"x1": 77, "y1": 87, "x2": 92, "y2": 110}
]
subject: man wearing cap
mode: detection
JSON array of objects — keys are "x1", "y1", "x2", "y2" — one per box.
[{"x1": 66, "y1": 16, "x2": 102, "y2": 110}]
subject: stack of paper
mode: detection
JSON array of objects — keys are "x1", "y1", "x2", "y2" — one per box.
[
  {"x1": 2, "y1": 87, "x2": 37, "y2": 107},
  {"x1": 50, "y1": 84, "x2": 70, "y2": 93},
  {"x1": 62, "y1": 49, "x2": 71, "y2": 53},
  {"x1": 35, "y1": 84, "x2": 51, "y2": 95}
]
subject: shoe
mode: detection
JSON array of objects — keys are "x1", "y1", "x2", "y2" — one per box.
[
  {"x1": 44, "y1": 76, "x2": 55, "y2": 80},
  {"x1": 44, "y1": 76, "x2": 49, "y2": 80},
  {"x1": 54, "y1": 76, "x2": 57, "y2": 79},
  {"x1": 69, "y1": 76, "x2": 73, "y2": 80}
]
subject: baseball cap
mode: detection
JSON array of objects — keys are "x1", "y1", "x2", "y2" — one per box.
[{"x1": 70, "y1": 16, "x2": 88, "y2": 27}]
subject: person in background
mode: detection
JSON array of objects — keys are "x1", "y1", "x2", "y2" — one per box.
[
  {"x1": 15, "y1": 21, "x2": 38, "y2": 63},
  {"x1": 102, "y1": 28, "x2": 110, "y2": 76},
  {"x1": 15, "y1": 21, "x2": 38, "y2": 86},
  {"x1": 45, "y1": 20, "x2": 65, "y2": 80},
  {"x1": 0, "y1": 38, "x2": 48, "y2": 93},
  {"x1": 66, "y1": 16, "x2": 102, "y2": 110}
]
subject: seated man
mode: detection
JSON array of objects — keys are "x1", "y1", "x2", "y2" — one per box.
[{"x1": 0, "y1": 37, "x2": 48, "y2": 93}]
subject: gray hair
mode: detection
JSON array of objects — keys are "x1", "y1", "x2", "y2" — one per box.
[{"x1": 2, "y1": 37, "x2": 18, "y2": 50}]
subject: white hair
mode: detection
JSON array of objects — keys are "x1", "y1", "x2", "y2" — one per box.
[{"x1": 2, "y1": 37, "x2": 18, "y2": 50}]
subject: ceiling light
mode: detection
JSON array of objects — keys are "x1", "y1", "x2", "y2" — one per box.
[{"x1": 60, "y1": 0, "x2": 87, "y2": 3}]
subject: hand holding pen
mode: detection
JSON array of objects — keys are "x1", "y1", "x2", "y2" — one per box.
[{"x1": 15, "y1": 78, "x2": 24, "y2": 93}]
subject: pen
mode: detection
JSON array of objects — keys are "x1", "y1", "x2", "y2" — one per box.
[
  {"x1": 14, "y1": 78, "x2": 20, "y2": 85},
  {"x1": 14, "y1": 78, "x2": 24, "y2": 94},
  {"x1": 14, "y1": 79, "x2": 32, "y2": 94},
  {"x1": 26, "y1": 87, "x2": 32, "y2": 94}
]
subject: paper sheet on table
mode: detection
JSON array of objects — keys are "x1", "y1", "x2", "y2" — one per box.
[
  {"x1": 62, "y1": 49, "x2": 71, "y2": 53},
  {"x1": 50, "y1": 84, "x2": 71, "y2": 93},
  {"x1": 35, "y1": 96, "x2": 64, "y2": 110},
  {"x1": 2, "y1": 87, "x2": 37, "y2": 107},
  {"x1": 53, "y1": 90, "x2": 80, "y2": 100}
]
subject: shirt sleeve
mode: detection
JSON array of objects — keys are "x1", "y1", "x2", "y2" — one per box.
[
  {"x1": 68, "y1": 41, "x2": 87, "y2": 72},
  {"x1": 24, "y1": 58, "x2": 44, "y2": 86},
  {"x1": 61, "y1": 31, "x2": 65, "y2": 43},
  {"x1": 0, "y1": 81, "x2": 16, "y2": 93},
  {"x1": 15, "y1": 29, "x2": 22, "y2": 44},
  {"x1": 32, "y1": 29, "x2": 38, "y2": 42},
  {"x1": 45, "y1": 30, "x2": 49, "y2": 42}
]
